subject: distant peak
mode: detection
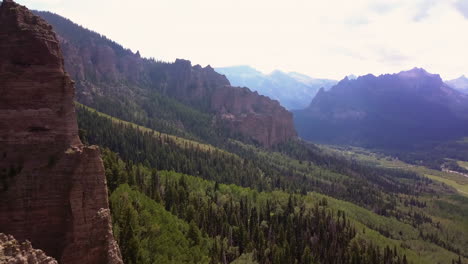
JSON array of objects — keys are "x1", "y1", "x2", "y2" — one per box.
[
  {"x1": 337, "y1": 76, "x2": 350, "y2": 85},
  {"x1": 397, "y1": 67, "x2": 441, "y2": 80},
  {"x1": 451, "y1": 74, "x2": 468, "y2": 80},
  {"x1": 175, "y1": 58, "x2": 191, "y2": 65},
  {"x1": 399, "y1": 67, "x2": 428, "y2": 75},
  {"x1": 347, "y1": 74, "x2": 357, "y2": 80},
  {"x1": 268, "y1": 70, "x2": 288, "y2": 77}
]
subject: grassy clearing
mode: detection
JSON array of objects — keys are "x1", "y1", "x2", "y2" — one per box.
[
  {"x1": 426, "y1": 174, "x2": 468, "y2": 197},
  {"x1": 322, "y1": 145, "x2": 468, "y2": 197},
  {"x1": 457, "y1": 160, "x2": 468, "y2": 170},
  {"x1": 307, "y1": 192, "x2": 467, "y2": 264}
]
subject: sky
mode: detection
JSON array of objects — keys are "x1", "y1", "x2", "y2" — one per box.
[{"x1": 14, "y1": 0, "x2": 468, "y2": 80}]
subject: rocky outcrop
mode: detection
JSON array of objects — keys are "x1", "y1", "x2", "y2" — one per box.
[
  {"x1": 0, "y1": 1, "x2": 122, "y2": 263},
  {"x1": 167, "y1": 60, "x2": 297, "y2": 146},
  {"x1": 212, "y1": 86, "x2": 297, "y2": 146},
  {"x1": 0, "y1": 233, "x2": 58, "y2": 264},
  {"x1": 165, "y1": 59, "x2": 230, "y2": 102}
]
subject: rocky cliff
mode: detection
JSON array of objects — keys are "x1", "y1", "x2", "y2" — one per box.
[
  {"x1": 0, "y1": 233, "x2": 58, "y2": 264},
  {"x1": 0, "y1": 1, "x2": 122, "y2": 263},
  {"x1": 212, "y1": 86, "x2": 297, "y2": 146},
  {"x1": 166, "y1": 60, "x2": 297, "y2": 146},
  {"x1": 36, "y1": 11, "x2": 297, "y2": 147}
]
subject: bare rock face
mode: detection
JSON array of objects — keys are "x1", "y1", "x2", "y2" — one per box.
[
  {"x1": 166, "y1": 59, "x2": 231, "y2": 102},
  {"x1": 0, "y1": 233, "x2": 58, "y2": 264},
  {"x1": 211, "y1": 86, "x2": 297, "y2": 147},
  {"x1": 167, "y1": 60, "x2": 297, "y2": 146},
  {"x1": 0, "y1": 1, "x2": 122, "y2": 263}
]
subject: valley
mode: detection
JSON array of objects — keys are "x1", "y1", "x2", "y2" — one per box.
[
  {"x1": 77, "y1": 104, "x2": 468, "y2": 263},
  {"x1": 1, "y1": 0, "x2": 467, "y2": 263}
]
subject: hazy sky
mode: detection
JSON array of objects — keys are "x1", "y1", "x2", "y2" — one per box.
[{"x1": 15, "y1": 0, "x2": 468, "y2": 80}]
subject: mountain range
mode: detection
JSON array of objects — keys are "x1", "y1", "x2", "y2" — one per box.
[
  {"x1": 215, "y1": 66, "x2": 337, "y2": 110},
  {"x1": 294, "y1": 68, "x2": 468, "y2": 150},
  {"x1": 447, "y1": 75, "x2": 468, "y2": 94}
]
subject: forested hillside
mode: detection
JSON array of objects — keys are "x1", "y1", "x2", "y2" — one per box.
[
  {"x1": 77, "y1": 105, "x2": 468, "y2": 264},
  {"x1": 35, "y1": 11, "x2": 296, "y2": 147}
]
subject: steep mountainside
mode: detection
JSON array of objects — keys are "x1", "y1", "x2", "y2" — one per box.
[
  {"x1": 0, "y1": 1, "x2": 122, "y2": 263},
  {"x1": 35, "y1": 11, "x2": 296, "y2": 147},
  {"x1": 294, "y1": 68, "x2": 468, "y2": 149},
  {"x1": 216, "y1": 65, "x2": 337, "y2": 110},
  {"x1": 447, "y1": 75, "x2": 468, "y2": 94}
]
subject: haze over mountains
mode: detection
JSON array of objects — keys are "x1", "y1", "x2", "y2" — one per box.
[
  {"x1": 294, "y1": 68, "x2": 468, "y2": 149},
  {"x1": 447, "y1": 75, "x2": 468, "y2": 94},
  {"x1": 216, "y1": 66, "x2": 337, "y2": 110}
]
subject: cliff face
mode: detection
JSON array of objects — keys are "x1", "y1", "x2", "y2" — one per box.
[
  {"x1": 212, "y1": 86, "x2": 297, "y2": 146},
  {"x1": 36, "y1": 11, "x2": 297, "y2": 147},
  {"x1": 165, "y1": 59, "x2": 231, "y2": 102},
  {"x1": 166, "y1": 60, "x2": 297, "y2": 146},
  {"x1": 0, "y1": 1, "x2": 122, "y2": 263}
]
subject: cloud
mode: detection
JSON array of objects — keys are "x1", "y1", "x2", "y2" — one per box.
[
  {"x1": 377, "y1": 49, "x2": 410, "y2": 65},
  {"x1": 413, "y1": 0, "x2": 436, "y2": 22},
  {"x1": 345, "y1": 16, "x2": 370, "y2": 26},
  {"x1": 370, "y1": 1, "x2": 402, "y2": 14},
  {"x1": 455, "y1": 0, "x2": 468, "y2": 19}
]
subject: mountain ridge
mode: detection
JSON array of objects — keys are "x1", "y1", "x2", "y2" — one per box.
[
  {"x1": 36, "y1": 11, "x2": 296, "y2": 147},
  {"x1": 447, "y1": 75, "x2": 468, "y2": 94},
  {"x1": 216, "y1": 65, "x2": 337, "y2": 110},
  {"x1": 294, "y1": 67, "x2": 468, "y2": 149}
]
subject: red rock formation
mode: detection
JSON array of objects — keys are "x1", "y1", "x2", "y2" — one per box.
[
  {"x1": 211, "y1": 86, "x2": 297, "y2": 147},
  {"x1": 166, "y1": 59, "x2": 231, "y2": 101},
  {"x1": 0, "y1": 1, "x2": 122, "y2": 263},
  {"x1": 36, "y1": 11, "x2": 297, "y2": 147},
  {"x1": 0, "y1": 233, "x2": 58, "y2": 264}
]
